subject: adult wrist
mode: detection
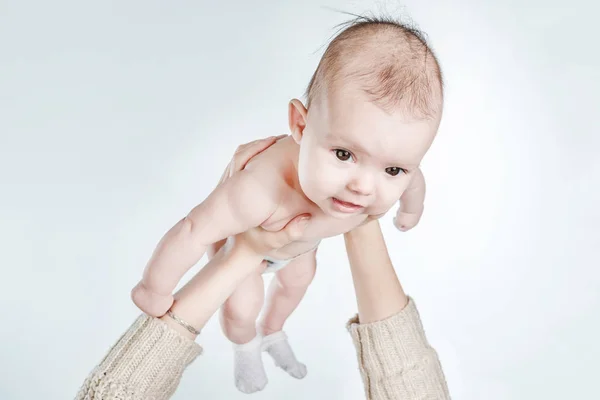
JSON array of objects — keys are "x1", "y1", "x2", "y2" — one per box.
[{"x1": 229, "y1": 241, "x2": 266, "y2": 264}]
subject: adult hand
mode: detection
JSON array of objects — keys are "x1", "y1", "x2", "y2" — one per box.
[
  {"x1": 215, "y1": 134, "x2": 287, "y2": 187},
  {"x1": 165, "y1": 134, "x2": 309, "y2": 336}
]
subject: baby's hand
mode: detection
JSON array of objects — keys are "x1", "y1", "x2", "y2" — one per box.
[
  {"x1": 393, "y1": 167, "x2": 426, "y2": 232},
  {"x1": 393, "y1": 206, "x2": 424, "y2": 231}
]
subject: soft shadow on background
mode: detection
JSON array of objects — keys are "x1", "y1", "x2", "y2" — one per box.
[{"x1": 1, "y1": 1, "x2": 598, "y2": 399}]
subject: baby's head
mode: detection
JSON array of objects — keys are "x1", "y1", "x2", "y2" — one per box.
[{"x1": 289, "y1": 16, "x2": 444, "y2": 218}]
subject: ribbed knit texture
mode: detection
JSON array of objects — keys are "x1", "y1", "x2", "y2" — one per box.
[
  {"x1": 347, "y1": 297, "x2": 450, "y2": 400},
  {"x1": 76, "y1": 298, "x2": 449, "y2": 399},
  {"x1": 75, "y1": 314, "x2": 202, "y2": 400}
]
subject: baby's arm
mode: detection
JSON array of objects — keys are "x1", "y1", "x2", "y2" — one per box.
[
  {"x1": 393, "y1": 167, "x2": 426, "y2": 231},
  {"x1": 132, "y1": 169, "x2": 281, "y2": 317}
]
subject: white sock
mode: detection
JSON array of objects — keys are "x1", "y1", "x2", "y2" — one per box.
[
  {"x1": 233, "y1": 335, "x2": 268, "y2": 393},
  {"x1": 261, "y1": 331, "x2": 307, "y2": 379}
]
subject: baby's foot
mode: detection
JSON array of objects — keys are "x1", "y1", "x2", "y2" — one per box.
[
  {"x1": 233, "y1": 336, "x2": 268, "y2": 393},
  {"x1": 262, "y1": 331, "x2": 307, "y2": 379},
  {"x1": 130, "y1": 281, "x2": 174, "y2": 317}
]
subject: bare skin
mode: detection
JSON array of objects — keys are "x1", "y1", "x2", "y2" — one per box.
[
  {"x1": 159, "y1": 214, "x2": 314, "y2": 340},
  {"x1": 153, "y1": 135, "x2": 314, "y2": 339},
  {"x1": 206, "y1": 129, "x2": 429, "y2": 346},
  {"x1": 131, "y1": 84, "x2": 439, "y2": 354}
]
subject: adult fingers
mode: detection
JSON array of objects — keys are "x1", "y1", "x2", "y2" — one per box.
[
  {"x1": 216, "y1": 136, "x2": 278, "y2": 187},
  {"x1": 231, "y1": 135, "x2": 282, "y2": 173},
  {"x1": 267, "y1": 213, "x2": 312, "y2": 249}
]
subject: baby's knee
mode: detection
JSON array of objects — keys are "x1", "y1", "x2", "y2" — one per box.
[
  {"x1": 222, "y1": 297, "x2": 262, "y2": 323},
  {"x1": 278, "y1": 266, "x2": 316, "y2": 293}
]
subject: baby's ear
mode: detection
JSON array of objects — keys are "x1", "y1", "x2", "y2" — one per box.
[{"x1": 288, "y1": 99, "x2": 307, "y2": 144}]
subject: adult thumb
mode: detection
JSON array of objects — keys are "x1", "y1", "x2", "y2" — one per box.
[{"x1": 283, "y1": 213, "x2": 311, "y2": 242}]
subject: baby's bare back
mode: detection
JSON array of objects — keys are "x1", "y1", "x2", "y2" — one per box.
[{"x1": 243, "y1": 136, "x2": 367, "y2": 260}]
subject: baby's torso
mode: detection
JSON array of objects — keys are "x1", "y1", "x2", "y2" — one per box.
[{"x1": 244, "y1": 136, "x2": 368, "y2": 260}]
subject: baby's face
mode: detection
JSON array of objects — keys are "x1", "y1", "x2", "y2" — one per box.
[{"x1": 296, "y1": 85, "x2": 439, "y2": 219}]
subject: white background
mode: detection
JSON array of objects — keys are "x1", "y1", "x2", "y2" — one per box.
[{"x1": 1, "y1": 1, "x2": 599, "y2": 399}]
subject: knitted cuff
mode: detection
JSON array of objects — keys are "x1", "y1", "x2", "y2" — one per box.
[
  {"x1": 346, "y1": 297, "x2": 431, "y2": 367},
  {"x1": 346, "y1": 297, "x2": 449, "y2": 398},
  {"x1": 75, "y1": 314, "x2": 202, "y2": 400}
]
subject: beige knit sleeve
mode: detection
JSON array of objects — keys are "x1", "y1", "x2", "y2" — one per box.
[
  {"x1": 75, "y1": 314, "x2": 202, "y2": 400},
  {"x1": 347, "y1": 297, "x2": 450, "y2": 400}
]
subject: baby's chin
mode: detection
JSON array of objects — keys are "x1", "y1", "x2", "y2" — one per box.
[{"x1": 324, "y1": 211, "x2": 362, "y2": 220}]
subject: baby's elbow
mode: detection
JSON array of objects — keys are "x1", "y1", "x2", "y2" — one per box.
[
  {"x1": 175, "y1": 215, "x2": 195, "y2": 237},
  {"x1": 169, "y1": 214, "x2": 205, "y2": 247}
]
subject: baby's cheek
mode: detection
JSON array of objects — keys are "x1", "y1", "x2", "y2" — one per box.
[
  {"x1": 379, "y1": 190, "x2": 404, "y2": 211},
  {"x1": 311, "y1": 162, "x2": 336, "y2": 186},
  {"x1": 299, "y1": 166, "x2": 327, "y2": 201}
]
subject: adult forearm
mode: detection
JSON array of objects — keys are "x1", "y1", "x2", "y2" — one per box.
[
  {"x1": 76, "y1": 315, "x2": 201, "y2": 400},
  {"x1": 344, "y1": 221, "x2": 450, "y2": 399},
  {"x1": 77, "y1": 244, "x2": 266, "y2": 400},
  {"x1": 162, "y1": 243, "x2": 266, "y2": 339},
  {"x1": 343, "y1": 220, "x2": 408, "y2": 323}
]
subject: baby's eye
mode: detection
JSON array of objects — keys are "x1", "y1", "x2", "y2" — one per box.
[
  {"x1": 385, "y1": 167, "x2": 406, "y2": 176},
  {"x1": 334, "y1": 149, "x2": 352, "y2": 162}
]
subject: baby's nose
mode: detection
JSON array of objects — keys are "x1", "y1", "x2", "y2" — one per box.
[{"x1": 347, "y1": 175, "x2": 374, "y2": 196}]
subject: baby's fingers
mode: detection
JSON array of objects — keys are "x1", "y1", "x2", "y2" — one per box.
[{"x1": 393, "y1": 208, "x2": 423, "y2": 232}]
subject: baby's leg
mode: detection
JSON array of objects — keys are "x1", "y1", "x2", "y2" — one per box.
[
  {"x1": 221, "y1": 271, "x2": 268, "y2": 393},
  {"x1": 221, "y1": 271, "x2": 265, "y2": 344},
  {"x1": 259, "y1": 250, "x2": 317, "y2": 379}
]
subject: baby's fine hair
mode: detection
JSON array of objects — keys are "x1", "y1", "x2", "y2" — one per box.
[{"x1": 304, "y1": 13, "x2": 443, "y2": 119}]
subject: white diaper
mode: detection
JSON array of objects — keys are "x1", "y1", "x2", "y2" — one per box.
[
  {"x1": 221, "y1": 236, "x2": 320, "y2": 274},
  {"x1": 262, "y1": 241, "x2": 321, "y2": 274},
  {"x1": 262, "y1": 256, "x2": 292, "y2": 274}
]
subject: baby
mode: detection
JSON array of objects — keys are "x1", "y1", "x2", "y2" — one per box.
[{"x1": 132, "y1": 17, "x2": 443, "y2": 393}]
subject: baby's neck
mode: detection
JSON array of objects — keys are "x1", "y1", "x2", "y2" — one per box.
[{"x1": 281, "y1": 138, "x2": 304, "y2": 192}]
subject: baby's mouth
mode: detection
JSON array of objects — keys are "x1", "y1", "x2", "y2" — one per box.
[{"x1": 331, "y1": 197, "x2": 364, "y2": 212}]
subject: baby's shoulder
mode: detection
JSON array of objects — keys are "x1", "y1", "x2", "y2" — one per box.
[
  {"x1": 243, "y1": 137, "x2": 296, "y2": 182},
  {"x1": 230, "y1": 138, "x2": 295, "y2": 203}
]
